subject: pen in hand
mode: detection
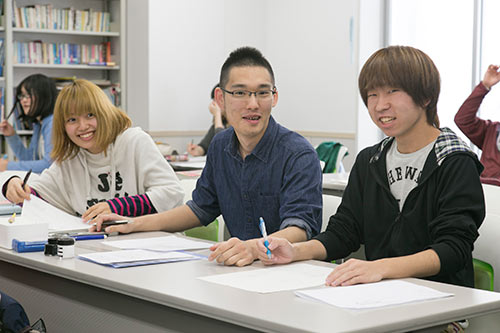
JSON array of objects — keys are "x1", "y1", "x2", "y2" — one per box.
[
  {"x1": 259, "y1": 217, "x2": 272, "y2": 259},
  {"x1": 22, "y1": 169, "x2": 32, "y2": 188}
]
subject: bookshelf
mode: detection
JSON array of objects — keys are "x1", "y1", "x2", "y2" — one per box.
[{"x1": 1, "y1": 0, "x2": 126, "y2": 156}]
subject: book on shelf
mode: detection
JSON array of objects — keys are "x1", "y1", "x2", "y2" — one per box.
[
  {"x1": 13, "y1": 1, "x2": 111, "y2": 33},
  {"x1": 13, "y1": 41, "x2": 114, "y2": 66}
]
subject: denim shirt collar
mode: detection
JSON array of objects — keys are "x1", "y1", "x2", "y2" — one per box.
[{"x1": 225, "y1": 116, "x2": 278, "y2": 163}]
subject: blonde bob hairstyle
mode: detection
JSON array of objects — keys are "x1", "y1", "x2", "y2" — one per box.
[
  {"x1": 358, "y1": 45, "x2": 441, "y2": 128},
  {"x1": 51, "y1": 79, "x2": 131, "y2": 163}
]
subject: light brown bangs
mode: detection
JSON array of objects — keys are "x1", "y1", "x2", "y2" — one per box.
[{"x1": 60, "y1": 85, "x2": 96, "y2": 120}]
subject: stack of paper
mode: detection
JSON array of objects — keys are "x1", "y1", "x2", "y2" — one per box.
[
  {"x1": 0, "y1": 201, "x2": 22, "y2": 215},
  {"x1": 198, "y1": 263, "x2": 333, "y2": 293},
  {"x1": 295, "y1": 280, "x2": 453, "y2": 309},
  {"x1": 78, "y1": 249, "x2": 201, "y2": 268},
  {"x1": 105, "y1": 235, "x2": 212, "y2": 252},
  {"x1": 22, "y1": 196, "x2": 89, "y2": 232}
]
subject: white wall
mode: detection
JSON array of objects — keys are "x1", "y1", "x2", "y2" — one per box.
[
  {"x1": 127, "y1": 0, "x2": 378, "y2": 170},
  {"x1": 264, "y1": 0, "x2": 358, "y2": 134},
  {"x1": 356, "y1": 0, "x2": 385, "y2": 152}
]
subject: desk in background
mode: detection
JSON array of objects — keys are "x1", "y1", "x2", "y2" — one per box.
[
  {"x1": 322, "y1": 172, "x2": 348, "y2": 197},
  {"x1": 1, "y1": 231, "x2": 500, "y2": 333},
  {"x1": 169, "y1": 156, "x2": 206, "y2": 171}
]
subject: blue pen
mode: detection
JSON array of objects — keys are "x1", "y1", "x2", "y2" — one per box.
[
  {"x1": 259, "y1": 217, "x2": 272, "y2": 259},
  {"x1": 71, "y1": 234, "x2": 106, "y2": 241}
]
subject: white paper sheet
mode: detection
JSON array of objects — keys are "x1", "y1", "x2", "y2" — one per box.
[
  {"x1": 105, "y1": 235, "x2": 212, "y2": 251},
  {"x1": 79, "y1": 249, "x2": 198, "y2": 264},
  {"x1": 198, "y1": 263, "x2": 333, "y2": 293},
  {"x1": 295, "y1": 280, "x2": 453, "y2": 309},
  {"x1": 22, "y1": 196, "x2": 89, "y2": 232}
]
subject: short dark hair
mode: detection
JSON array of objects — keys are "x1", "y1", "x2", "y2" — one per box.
[
  {"x1": 358, "y1": 46, "x2": 441, "y2": 128},
  {"x1": 210, "y1": 83, "x2": 219, "y2": 99},
  {"x1": 219, "y1": 47, "x2": 275, "y2": 89},
  {"x1": 14, "y1": 74, "x2": 58, "y2": 123}
]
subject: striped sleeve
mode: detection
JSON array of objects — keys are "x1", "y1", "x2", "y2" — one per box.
[
  {"x1": 106, "y1": 194, "x2": 158, "y2": 217},
  {"x1": 30, "y1": 188, "x2": 42, "y2": 199}
]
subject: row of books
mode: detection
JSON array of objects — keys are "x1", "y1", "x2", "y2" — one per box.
[
  {"x1": 52, "y1": 77, "x2": 121, "y2": 106},
  {"x1": 13, "y1": 41, "x2": 113, "y2": 66},
  {"x1": 13, "y1": 1, "x2": 111, "y2": 32}
]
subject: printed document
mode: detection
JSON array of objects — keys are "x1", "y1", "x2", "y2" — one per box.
[
  {"x1": 198, "y1": 263, "x2": 333, "y2": 293},
  {"x1": 22, "y1": 196, "x2": 89, "y2": 232},
  {"x1": 105, "y1": 235, "x2": 212, "y2": 252},
  {"x1": 295, "y1": 280, "x2": 453, "y2": 309},
  {"x1": 78, "y1": 249, "x2": 201, "y2": 268}
]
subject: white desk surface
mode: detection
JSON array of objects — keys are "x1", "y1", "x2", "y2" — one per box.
[
  {"x1": 322, "y1": 172, "x2": 349, "y2": 190},
  {"x1": 1, "y1": 231, "x2": 500, "y2": 333},
  {"x1": 170, "y1": 156, "x2": 206, "y2": 171}
]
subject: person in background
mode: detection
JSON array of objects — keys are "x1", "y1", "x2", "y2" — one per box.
[
  {"x1": 455, "y1": 64, "x2": 500, "y2": 186},
  {"x1": 0, "y1": 74, "x2": 57, "y2": 173},
  {"x1": 3, "y1": 79, "x2": 184, "y2": 221},
  {"x1": 187, "y1": 84, "x2": 228, "y2": 156},
  {"x1": 258, "y1": 46, "x2": 484, "y2": 290},
  {"x1": 93, "y1": 46, "x2": 322, "y2": 267}
]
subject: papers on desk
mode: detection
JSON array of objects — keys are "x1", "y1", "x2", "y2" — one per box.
[
  {"x1": 22, "y1": 196, "x2": 89, "y2": 232},
  {"x1": 170, "y1": 156, "x2": 206, "y2": 170},
  {"x1": 295, "y1": 280, "x2": 454, "y2": 310},
  {"x1": 78, "y1": 249, "x2": 201, "y2": 268},
  {"x1": 105, "y1": 235, "x2": 212, "y2": 252},
  {"x1": 198, "y1": 263, "x2": 333, "y2": 293},
  {"x1": 0, "y1": 200, "x2": 22, "y2": 215}
]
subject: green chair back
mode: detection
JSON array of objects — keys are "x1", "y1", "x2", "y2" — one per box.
[
  {"x1": 184, "y1": 219, "x2": 219, "y2": 242},
  {"x1": 473, "y1": 258, "x2": 494, "y2": 291}
]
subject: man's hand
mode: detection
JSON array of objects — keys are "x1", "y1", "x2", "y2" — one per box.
[
  {"x1": 208, "y1": 237, "x2": 259, "y2": 267},
  {"x1": 256, "y1": 236, "x2": 295, "y2": 265},
  {"x1": 325, "y1": 258, "x2": 385, "y2": 287},
  {"x1": 90, "y1": 213, "x2": 135, "y2": 234}
]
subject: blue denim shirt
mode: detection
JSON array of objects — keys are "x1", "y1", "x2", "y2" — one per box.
[{"x1": 186, "y1": 116, "x2": 322, "y2": 240}]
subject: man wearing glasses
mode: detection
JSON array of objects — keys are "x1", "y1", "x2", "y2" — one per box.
[{"x1": 95, "y1": 47, "x2": 322, "y2": 267}]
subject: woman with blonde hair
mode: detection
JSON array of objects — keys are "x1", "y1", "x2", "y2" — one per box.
[{"x1": 3, "y1": 79, "x2": 184, "y2": 221}]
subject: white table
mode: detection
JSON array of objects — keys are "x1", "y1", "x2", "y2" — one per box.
[{"x1": 1, "y1": 231, "x2": 500, "y2": 333}]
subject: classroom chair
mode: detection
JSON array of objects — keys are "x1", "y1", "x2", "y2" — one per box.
[
  {"x1": 482, "y1": 183, "x2": 500, "y2": 216},
  {"x1": 472, "y1": 213, "x2": 500, "y2": 291},
  {"x1": 321, "y1": 194, "x2": 342, "y2": 232},
  {"x1": 315, "y1": 142, "x2": 348, "y2": 173},
  {"x1": 473, "y1": 258, "x2": 494, "y2": 291},
  {"x1": 184, "y1": 219, "x2": 219, "y2": 242}
]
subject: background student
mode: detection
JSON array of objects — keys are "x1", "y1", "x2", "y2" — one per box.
[
  {"x1": 455, "y1": 64, "x2": 500, "y2": 185},
  {"x1": 93, "y1": 46, "x2": 322, "y2": 267},
  {"x1": 258, "y1": 46, "x2": 484, "y2": 289},
  {"x1": 187, "y1": 84, "x2": 228, "y2": 156},
  {"x1": 0, "y1": 74, "x2": 57, "y2": 173},
  {"x1": 3, "y1": 79, "x2": 184, "y2": 221}
]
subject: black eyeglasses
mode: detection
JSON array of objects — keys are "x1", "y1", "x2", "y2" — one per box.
[
  {"x1": 220, "y1": 87, "x2": 276, "y2": 100},
  {"x1": 17, "y1": 94, "x2": 31, "y2": 101}
]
